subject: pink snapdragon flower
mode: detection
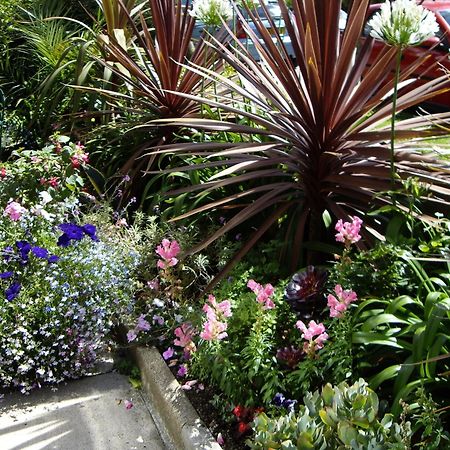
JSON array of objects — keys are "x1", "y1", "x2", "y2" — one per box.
[
  {"x1": 4, "y1": 201, "x2": 26, "y2": 221},
  {"x1": 247, "y1": 279, "x2": 275, "y2": 309},
  {"x1": 335, "y1": 216, "x2": 363, "y2": 247},
  {"x1": 327, "y1": 284, "x2": 358, "y2": 318},
  {"x1": 156, "y1": 239, "x2": 181, "y2": 269},
  {"x1": 200, "y1": 294, "x2": 232, "y2": 341},
  {"x1": 296, "y1": 320, "x2": 329, "y2": 355},
  {"x1": 174, "y1": 323, "x2": 196, "y2": 348},
  {"x1": 200, "y1": 319, "x2": 228, "y2": 341}
]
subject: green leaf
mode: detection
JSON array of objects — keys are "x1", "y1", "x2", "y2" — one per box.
[{"x1": 370, "y1": 365, "x2": 401, "y2": 390}]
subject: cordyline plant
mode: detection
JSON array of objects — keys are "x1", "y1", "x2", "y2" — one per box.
[
  {"x1": 80, "y1": 0, "x2": 229, "y2": 202},
  {"x1": 146, "y1": 0, "x2": 450, "y2": 283}
]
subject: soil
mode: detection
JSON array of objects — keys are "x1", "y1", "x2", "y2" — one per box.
[{"x1": 182, "y1": 382, "x2": 251, "y2": 450}]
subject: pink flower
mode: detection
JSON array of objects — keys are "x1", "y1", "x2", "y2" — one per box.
[
  {"x1": 177, "y1": 365, "x2": 188, "y2": 377},
  {"x1": 296, "y1": 320, "x2": 328, "y2": 354},
  {"x1": 200, "y1": 319, "x2": 228, "y2": 341},
  {"x1": 217, "y1": 433, "x2": 225, "y2": 445},
  {"x1": 124, "y1": 399, "x2": 133, "y2": 410},
  {"x1": 247, "y1": 279, "x2": 275, "y2": 310},
  {"x1": 0, "y1": 167, "x2": 6, "y2": 178},
  {"x1": 335, "y1": 216, "x2": 363, "y2": 246},
  {"x1": 136, "y1": 314, "x2": 151, "y2": 332},
  {"x1": 147, "y1": 278, "x2": 160, "y2": 291},
  {"x1": 174, "y1": 323, "x2": 195, "y2": 348},
  {"x1": 4, "y1": 201, "x2": 26, "y2": 221},
  {"x1": 327, "y1": 285, "x2": 358, "y2": 318},
  {"x1": 127, "y1": 329, "x2": 137, "y2": 342},
  {"x1": 162, "y1": 347, "x2": 175, "y2": 360},
  {"x1": 156, "y1": 239, "x2": 180, "y2": 269}
]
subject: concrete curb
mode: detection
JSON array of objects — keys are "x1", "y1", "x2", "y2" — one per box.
[{"x1": 130, "y1": 346, "x2": 222, "y2": 450}]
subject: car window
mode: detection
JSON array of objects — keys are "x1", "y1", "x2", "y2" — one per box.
[{"x1": 437, "y1": 10, "x2": 450, "y2": 49}]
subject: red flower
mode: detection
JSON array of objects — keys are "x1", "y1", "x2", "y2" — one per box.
[
  {"x1": 0, "y1": 167, "x2": 6, "y2": 178},
  {"x1": 237, "y1": 422, "x2": 251, "y2": 435},
  {"x1": 48, "y1": 177, "x2": 59, "y2": 188},
  {"x1": 232, "y1": 405, "x2": 245, "y2": 418}
]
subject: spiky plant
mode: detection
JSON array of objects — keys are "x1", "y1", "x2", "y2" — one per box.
[{"x1": 145, "y1": 0, "x2": 450, "y2": 284}]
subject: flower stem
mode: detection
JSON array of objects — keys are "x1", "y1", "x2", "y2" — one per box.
[{"x1": 390, "y1": 47, "x2": 402, "y2": 199}]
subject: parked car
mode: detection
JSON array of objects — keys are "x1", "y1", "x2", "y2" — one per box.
[{"x1": 365, "y1": 1, "x2": 450, "y2": 109}]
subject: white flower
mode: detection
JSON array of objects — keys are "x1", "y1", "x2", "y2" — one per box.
[
  {"x1": 368, "y1": 0, "x2": 439, "y2": 47},
  {"x1": 189, "y1": 0, "x2": 233, "y2": 27},
  {"x1": 39, "y1": 191, "x2": 53, "y2": 205}
]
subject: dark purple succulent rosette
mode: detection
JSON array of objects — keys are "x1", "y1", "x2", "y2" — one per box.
[
  {"x1": 276, "y1": 345, "x2": 304, "y2": 369},
  {"x1": 57, "y1": 223, "x2": 99, "y2": 247},
  {"x1": 284, "y1": 266, "x2": 328, "y2": 319}
]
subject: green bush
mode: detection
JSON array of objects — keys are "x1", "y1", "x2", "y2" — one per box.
[{"x1": 249, "y1": 379, "x2": 411, "y2": 449}]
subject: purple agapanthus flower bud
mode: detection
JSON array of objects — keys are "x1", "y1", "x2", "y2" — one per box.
[
  {"x1": 0, "y1": 271, "x2": 13, "y2": 279},
  {"x1": 273, "y1": 393, "x2": 286, "y2": 407},
  {"x1": 5, "y1": 282, "x2": 21, "y2": 301},
  {"x1": 32, "y1": 246, "x2": 49, "y2": 259}
]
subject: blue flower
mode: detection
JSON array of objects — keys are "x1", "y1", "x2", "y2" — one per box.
[
  {"x1": 16, "y1": 241, "x2": 31, "y2": 262},
  {"x1": 32, "y1": 246, "x2": 49, "y2": 259},
  {"x1": 0, "y1": 271, "x2": 13, "y2": 279},
  {"x1": 273, "y1": 393, "x2": 286, "y2": 407},
  {"x1": 48, "y1": 255, "x2": 60, "y2": 264},
  {"x1": 82, "y1": 224, "x2": 98, "y2": 241},
  {"x1": 59, "y1": 223, "x2": 84, "y2": 240},
  {"x1": 283, "y1": 399, "x2": 297, "y2": 412},
  {"x1": 5, "y1": 282, "x2": 21, "y2": 301},
  {"x1": 57, "y1": 234, "x2": 72, "y2": 247}
]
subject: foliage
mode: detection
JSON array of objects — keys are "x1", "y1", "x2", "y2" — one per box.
[
  {"x1": 249, "y1": 378, "x2": 411, "y2": 449},
  {"x1": 149, "y1": 0, "x2": 450, "y2": 282},
  {"x1": 0, "y1": 134, "x2": 89, "y2": 210}
]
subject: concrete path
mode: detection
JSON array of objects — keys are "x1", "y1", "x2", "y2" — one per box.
[{"x1": 0, "y1": 371, "x2": 166, "y2": 450}]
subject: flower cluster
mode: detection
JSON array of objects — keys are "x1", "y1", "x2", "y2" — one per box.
[
  {"x1": 327, "y1": 284, "x2": 358, "y2": 318},
  {"x1": 155, "y1": 239, "x2": 180, "y2": 269},
  {"x1": 368, "y1": 0, "x2": 438, "y2": 48},
  {"x1": 0, "y1": 222, "x2": 140, "y2": 392},
  {"x1": 335, "y1": 216, "x2": 363, "y2": 247},
  {"x1": 70, "y1": 142, "x2": 89, "y2": 169},
  {"x1": 190, "y1": 0, "x2": 233, "y2": 27},
  {"x1": 57, "y1": 223, "x2": 99, "y2": 247},
  {"x1": 200, "y1": 294, "x2": 232, "y2": 341},
  {"x1": 247, "y1": 279, "x2": 275, "y2": 309},
  {"x1": 296, "y1": 320, "x2": 328, "y2": 356},
  {"x1": 127, "y1": 314, "x2": 151, "y2": 343},
  {"x1": 4, "y1": 201, "x2": 27, "y2": 221},
  {"x1": 232, "y1": 405, "x2": 264, "y2": 435},
  {"x1": 174, "y1": 322, "x2": 197, "y2": 356}
]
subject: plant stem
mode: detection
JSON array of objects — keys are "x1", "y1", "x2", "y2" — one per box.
[{"x1": 390, "y1": 47, "x2": 402, "y2": 198}]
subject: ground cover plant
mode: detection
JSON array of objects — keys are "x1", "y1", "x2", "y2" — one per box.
[{"x1": 0, "y1": 136, "x2": 140, "y2": 392}]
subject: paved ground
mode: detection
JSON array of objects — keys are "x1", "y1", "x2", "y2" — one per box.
[{"x1": 0, "y1": 371, "x2": 166, "y2": 450}]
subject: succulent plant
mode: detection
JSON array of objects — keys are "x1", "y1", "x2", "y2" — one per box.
[
  {"x1": 276, "y1": 346, "x2": 304, "y2": 369},
  {"x1": 248, "y1": 379, "x2": 412, "y2": 449},
  {"x1": 284, "y1": 266, "x2": 328, "y2": 319}
]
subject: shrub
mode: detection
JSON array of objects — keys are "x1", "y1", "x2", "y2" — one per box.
[{"x1": 249, "y1": 379, "x2": 411, "y2": 449}]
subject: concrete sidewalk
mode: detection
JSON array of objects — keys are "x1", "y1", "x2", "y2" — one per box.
[{"x1": 0, "y1": 371, "x2": 166, "y2": 450}]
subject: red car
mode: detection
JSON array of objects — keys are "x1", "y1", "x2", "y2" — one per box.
[{"x1": 366, "y1": 1, "x2": 450, "y2": 109}]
